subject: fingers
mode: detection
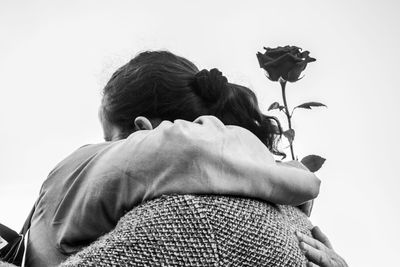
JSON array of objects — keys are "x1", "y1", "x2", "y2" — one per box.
[
  {"x1": 311, "y1": 226, "x2": 333, "y2": 249},
  {"x1": 299, "y1": 241, "x2": 332, "y2": 267},
  {"x1": 297, "y1": 229, "x2": 348, "y2": 267},
  {"x1": 296, "y1": 231, "x2": 327, "y2": 251}
]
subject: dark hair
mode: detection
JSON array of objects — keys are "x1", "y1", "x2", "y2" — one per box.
[{"x1": 102, "y1": 50, "x2": 284, "y2": 156}]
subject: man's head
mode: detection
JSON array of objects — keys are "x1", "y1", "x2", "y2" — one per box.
[{"x1": 99, "y1": 50, "x2": 283, "y2": 155}]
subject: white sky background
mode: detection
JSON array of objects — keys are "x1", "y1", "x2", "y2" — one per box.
[{"x1": 1, "y1": 0, "x2": 399, "y2": 265}]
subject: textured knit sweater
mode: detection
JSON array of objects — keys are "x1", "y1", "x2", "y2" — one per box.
[{"x1": 61, "y1": 195, "x2": 313, "y2": 267}]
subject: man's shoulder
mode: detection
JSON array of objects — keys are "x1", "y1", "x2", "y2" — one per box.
[
  {"x1": 57, "y1": 142, "x2": 111, "y2": 168},
  {"x1": 41, "y1": 142, "x2": 113, "y2": 188}
]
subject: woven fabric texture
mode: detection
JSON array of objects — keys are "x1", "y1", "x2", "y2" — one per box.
[{"x1": 61, "y1": 195, "x2": 313, "y2": 267}]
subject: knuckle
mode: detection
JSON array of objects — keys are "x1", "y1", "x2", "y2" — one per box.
[
  {"x1": 318, "y1": 254, "x2": 325, "y2": 263},
  {"x1": 323, "y1": 257, "x2": 335, "y2": 267},
  {"x1": 319, "y1": 254, "x2": 332, "y2": 267}
]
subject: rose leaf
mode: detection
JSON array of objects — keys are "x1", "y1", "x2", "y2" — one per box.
[
  {"x1": 301, "y1": 155, "x2": 326, "y2": 172},
  {"x1": 283, "y1": 129, "x2": 295, "y2": 143},
  {"x1": 268, "y1": 102, "x2": 280, "y2": 111},
  {"x1": 296, "y1": 102, "x2": 327, "y2": 110}
]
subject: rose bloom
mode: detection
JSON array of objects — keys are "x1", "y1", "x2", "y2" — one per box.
[{"x1": 257, "y1": 46, "x2": 316, "y2": 82}]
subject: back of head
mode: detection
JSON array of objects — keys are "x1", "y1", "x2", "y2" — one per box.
[{"x1": 102, "y1": 50, "x2": 283, "y2": 155}]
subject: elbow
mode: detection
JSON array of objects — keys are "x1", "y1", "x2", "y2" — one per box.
[
  {"x1": 265, "y1": 165, "x2": 322, "y2": 206},
  {"x1": 290, "y1": 173, "x2": 321, "y2": 205},
  {"x1": 306, "y1": 174, "x2": 321, "y2": 200}
]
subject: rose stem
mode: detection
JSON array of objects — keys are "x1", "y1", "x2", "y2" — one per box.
[{"x1": 280, "y1": 79, "x2": 295, "y2": 160}]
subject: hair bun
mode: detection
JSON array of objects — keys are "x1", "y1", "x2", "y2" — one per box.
[{"x1": 193, "y1": 68, "x2": 228, "y2": 103}]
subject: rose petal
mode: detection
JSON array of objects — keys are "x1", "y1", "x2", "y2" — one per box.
[
  {"x1": 286, "y1": 60, "x2": 309, "y2": 82},
  {"x1": 300, "y1": 51, "x2": 310, "y2": 57},
  {"x1": 265, "y1": 50, "x2": 288, "y2": 58},
  {"x1": 286, "y1": 67, "x2": 303, "y2": 82},
  {"x1": 257, "y1": 46, "x2": 315, "y2": 82},
  {"x1": 265, "y1": 53, "x2": 302, "y2": 81}
]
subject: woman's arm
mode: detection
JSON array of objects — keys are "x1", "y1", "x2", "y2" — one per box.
[
  {"x1": 245, "y1": 162, "x2": 320, "y2": 205},
  {"x1": 271, "y1": 161, "x2": 320, "y2": 204},
  {"x1": 171, "y1": 116, "x2": 321, "y2": 206},
  {"x1": 46, "y1": 115, "x2": 320, "y2": 254},
  {"x1": 134, "y1": 115, "x2": 321, "y2": 206}
]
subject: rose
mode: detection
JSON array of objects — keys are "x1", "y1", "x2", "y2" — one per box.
[
  {"x1": 257, "y1": 45, "x2": 325, "y2": 171},
  {"x1": 256, "y1": 46, "x2": 316, "y2": 82}
]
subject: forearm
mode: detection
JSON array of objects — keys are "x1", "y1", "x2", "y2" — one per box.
[
  {"x1": 79, "y1": 117, "x2": 320, "y2": 211},
  {"x1": 262, "y1": 163, "x2": 320, "y2": 205},
  {"x1": 191, "y1": 119, "x2": 321, "y2": 206},
  {"x1": 210, "y1": 155, "x2": 320, "y2": 206}
]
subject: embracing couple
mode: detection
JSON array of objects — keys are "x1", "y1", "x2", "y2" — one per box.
[{"x1": 1, "y1": 51, "x2": 347, "y2": 266}]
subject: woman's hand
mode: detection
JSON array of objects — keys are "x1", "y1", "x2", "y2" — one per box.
[{"x1": 296, "y1": 227, "x2": 348, "y2": 267}]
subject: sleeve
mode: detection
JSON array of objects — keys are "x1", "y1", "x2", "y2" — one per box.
[
  {"x1": 53, "y1": 115, "x2": 320, "y2": 254},
  {"x1": 141, "y1": 116, "x2": 320, "y2": 205}
]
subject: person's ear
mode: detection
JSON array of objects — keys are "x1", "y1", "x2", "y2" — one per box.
[{"x1": 134, "y1": 116, "x2": 154, "y2": 131}]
